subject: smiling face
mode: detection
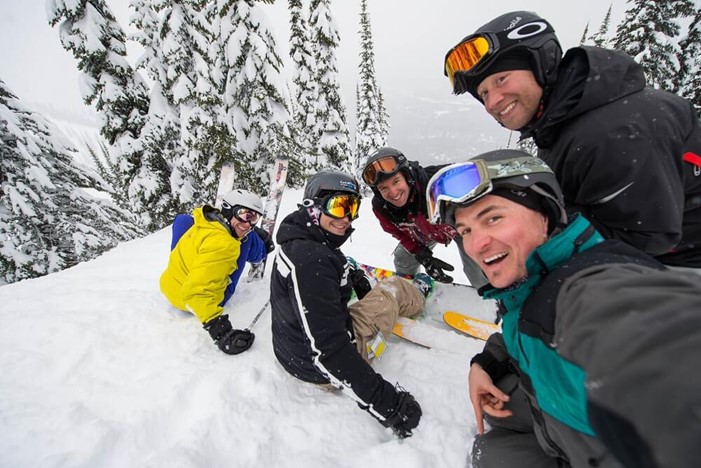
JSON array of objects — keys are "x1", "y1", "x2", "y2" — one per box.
[
  {"x1": 376, "y1": 172, "x2": 411, "y2": 208},
  {"x1": 230, "y1": 217, "x2": 255, "y2": 239},
  {"x1": 476, "y1": 69, "x2": 543, "y2": 130},
  {"x1": 319, "y1": 211, "x2": 353, "y2": 236},
  {"x1": 454, "y1": 194, "x2": 549, "y2": 288}
]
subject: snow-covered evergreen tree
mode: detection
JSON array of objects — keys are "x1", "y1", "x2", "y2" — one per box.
[
  {"x1": 288, "y1": 0, "x2": 319, "y2": 180},
  {"x1": 309, "y1": 0, "x2": 352, "y2": 171},
  {"x1": 612, "y1": 0, "x2": 695, "y2": 92},
  {"x1": 678, "y1": 6, "x2": 701, "y2": 115},
  {"x1": 48, "y1": 0, "x2": 173, "y2": 231},
  {"x1": 354, "y1": 0, "x2": 388, "y2": 175},
  {"x1": 588, "y1": 4, "x2": 613, "y2": 47},
  {"x1": 129, "y1": 0, "x2": 183, "y2": 227},
  {"x1": 153, "y1": 0, "x2": 222, "y2": 210},
  {"x1": 0, "y1": 80, "x2": 143, "y2": 284},
  {"x1": 579, "y1": 22, "x2": 590, "y2": 45},
  {"x1": 215, "y1": 0, "x2": 295, "y2": 194}
]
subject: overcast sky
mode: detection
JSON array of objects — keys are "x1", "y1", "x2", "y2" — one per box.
[{"x1": 0, "y1": 0, "x2": 625, "y2": 118}]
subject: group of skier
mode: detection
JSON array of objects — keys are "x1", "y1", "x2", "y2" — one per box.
[{"x1": 157, "y1": 9, "x2": 701, "y2": 468}]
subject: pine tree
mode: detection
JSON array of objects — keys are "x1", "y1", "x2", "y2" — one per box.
[
  {"x1": 354, "y1": 0, "x2": 388, "y2": 175},
  {"x1": 215, "y1": 0, "x2": 295, "y2": 194},
  {"x1": 588, "y1": 4, "x2": 613, "y2": 47},
  {"x1": 130, "y1": 0, "x2": 182, "y2": 227},
  {"x1": 309, "y1": 0, "x2": 352, "y2": 171},
  {"x1": 580, "y1": 22, "x2": 590, "y2": 45},
  {"x1": 678, "y1": 6, "x2": 701, "y2": 115},
  {"x1": 0, "y1": 80, "x2": 143, "y2": 283},
  {"x1": 47, "y1": 0, "x2": 173, "y2": 231},
  {"x1": 612, "y1": 0, "x2": 694, "y2": 92},
  {"x1": 153, "y1": 0, "x2": 222, "y2": 210},
  {"x1": 289, "y1": 0, "x2": 319, "y2": 178}
]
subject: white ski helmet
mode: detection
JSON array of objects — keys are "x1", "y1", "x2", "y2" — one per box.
[{"x1": 221, "y1": 189, "x2": 264, "y2": 221}]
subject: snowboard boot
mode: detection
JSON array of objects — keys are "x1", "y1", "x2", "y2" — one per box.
[{"x1": 412, "y1": 272, "x2": 434, "y2": 298}]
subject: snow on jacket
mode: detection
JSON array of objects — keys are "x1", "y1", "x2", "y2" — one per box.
[
  {"x1": 270, "y1": 207, "x2": 401, "y2": 423},
  {"x1": 523, "y1": 46, "x2": 701, "y2": 268},
  {"x1": 477, "y1": 214, "x2": 701, "y2": 467},
  {"x1": 160, "y1": 206, "x2": 243, "y2": 324},
  {"x1": 168, "y1": 212, "x2": 267, "y2": 306},
  {"x1": 371, "y1": 162, "x2": 457, "y2": 254}
]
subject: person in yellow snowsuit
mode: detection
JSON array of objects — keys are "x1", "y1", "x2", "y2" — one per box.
[{"x1": 160, "y1": 189, "x2": 272, "y2": 355}]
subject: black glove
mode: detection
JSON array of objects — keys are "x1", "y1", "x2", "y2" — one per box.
[
  {"x1": 349, "y1": 266, "x2": 372, "y2": 300},
  {"x1": 415, "y1": 249, "x2": 454, "y2": 283},
  {"x1": 383, "y1": 390, "x2": 422, "y2": 438},
  {"x1": 253, "y1": 226, "x2": 275, "y2": 254},
  {"x1": 203, "y1": 314, "x2": 255, "y2": 355}
]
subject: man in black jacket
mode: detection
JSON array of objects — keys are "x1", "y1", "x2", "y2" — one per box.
[
  {"x1": 443, "y1": 10, "x2": 701, "y2": 270},
  {"x1": 270, "y1": 170, "x2": 427, "y2": 438}
]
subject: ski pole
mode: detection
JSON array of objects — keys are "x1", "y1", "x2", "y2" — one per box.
[{"x1": 245, "y1": 298, "x2": 270, "y2": 331}]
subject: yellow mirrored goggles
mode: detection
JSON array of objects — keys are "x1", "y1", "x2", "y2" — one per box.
[
  {"x1": 444, "y1": 36, "x2": 490, "y2": 87},
  {"x1": 322, "y1": 194, "x2": 361, "y2": 220}
]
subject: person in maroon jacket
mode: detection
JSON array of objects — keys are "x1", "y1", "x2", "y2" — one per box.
[{"x1": 361, "y1": 146, "x2": 487, "y2": 288}]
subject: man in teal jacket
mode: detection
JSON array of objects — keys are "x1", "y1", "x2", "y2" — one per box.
[{"x1": 427, "y1": 149, "x2": 701, "y2": 468}]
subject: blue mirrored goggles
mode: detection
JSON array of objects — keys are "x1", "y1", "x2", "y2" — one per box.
[{"x1": 427, "y1": 161, "x2": 491, "y2": 224}]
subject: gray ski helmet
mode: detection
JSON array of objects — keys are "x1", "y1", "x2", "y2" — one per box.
[
  {"x1": 446, "y1": 11, "x2": 562, "y2": 101},
  {"x1": 303, "y1": 170, "x2": 360, "y2": 201},
  {"x1": 442, "y1": 149, "x2": 567, "y2": 233},
  {"x1": 221, "y1": 189, "x2": 264, "y2": 221}
]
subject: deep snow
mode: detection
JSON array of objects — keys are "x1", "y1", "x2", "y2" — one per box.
[{"x1": 0, "y1": 187, "x2": 498, "y2": 467}]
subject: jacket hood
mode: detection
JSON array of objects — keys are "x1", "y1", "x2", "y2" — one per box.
[
  {"x1": 195, "y1": 205, "x2": 234, "y2": 237},
  {"x1": 524, "y1": 46, "x2": 646, "y2": 146}
]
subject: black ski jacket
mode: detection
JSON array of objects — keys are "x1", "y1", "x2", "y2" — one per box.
[
  {"x1": 270, "y1": 207, "x2": 400, "y2": 423},
  {"x1": 523, "y1": 46, "x2": 701, "y2": 267}
]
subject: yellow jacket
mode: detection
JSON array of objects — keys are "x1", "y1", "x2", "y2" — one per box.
[{"x1": 160, "y1": 206, "x2": 241, "y2": 324}]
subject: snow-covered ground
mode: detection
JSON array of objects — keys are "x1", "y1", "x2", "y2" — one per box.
[{"x1": 0, "y1": 186, "x2": 498, "y2": 468}]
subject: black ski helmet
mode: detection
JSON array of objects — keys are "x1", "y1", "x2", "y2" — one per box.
[
  {"x1": 304, "y1": 170, "x2": 360, "y2": 201},
  {"x1": 438, "y1": 149, "x2": 567, "y2": 233},
  {"x1": 362, "y1": 147, "x2": 410, "y2": 186},
  {"x1": 446, "y1": 11, "x2": 562, "y2": 101},
  {"x1": 362, "y1": 146, "x2": 418, "y2": 200}
]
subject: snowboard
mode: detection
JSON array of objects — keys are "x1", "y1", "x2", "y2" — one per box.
[
  {"x1": 247, "y1": 156, "x2": 289, "y2": 281},
  {"x1": 391, "y1": 317, "x2": 432, "y2": 349},
  {"x1": 443, "y1": 311, "x2": 500, "y2": 341}
]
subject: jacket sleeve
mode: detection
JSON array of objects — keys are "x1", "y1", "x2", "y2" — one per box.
[
  {"x1": 554, "y1": 264, "x2": 701, "y2": 468},
  {"x1": 547, "y1": 97, "x2": 689, "y2": 257},
  {"x1": 182, "y1": 234, "x2": 240, "y2": 324},
  {"x1": 282, "y1": 243, "x2": 400, "y2": 422},
  {"x1": 373, "y1": 206, "x2": 424, "y2": 255},
  {"x1": 170, "y1": 214, "x2": 194, "y2": 250},
  {"x1": 245, "y1": 230, "x2": 267, "y2": 264}
]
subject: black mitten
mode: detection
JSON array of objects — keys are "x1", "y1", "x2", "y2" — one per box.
[
  {"x1": 253, "y1": 226, "x2": 275, "y2": 254},
  {"x1": 383, "y1": 390, "x2": 423, "y2": 438},
  {"x1": 203, "y1": 314, "x2": 255, "y2": 355},
  {"x1": 350, "y1": 267, "x2": 372, "y2": 300},
  {"x1": 415, "y1": 249, "x2": 454, "y2": 283}
]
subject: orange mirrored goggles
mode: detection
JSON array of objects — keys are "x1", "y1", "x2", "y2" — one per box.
[
  {"x1": 323, "y1": 194, "x2": 361, "y2": 220},
  {"x1": 362, "y1": 155, "x2": 401, "y2": 185},
  {"x1": 444, "y1": 36, "x2": 491, "y2": 88}
]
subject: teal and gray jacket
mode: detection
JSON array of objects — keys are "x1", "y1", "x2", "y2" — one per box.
[{"x1": 475, "y1": 214, "x2": 701, "y2": 467}]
